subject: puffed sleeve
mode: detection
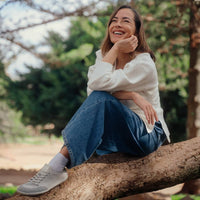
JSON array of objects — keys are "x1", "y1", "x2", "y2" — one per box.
[{"x1": 87, "y1": 51, "x2": 158, "y2": 95}]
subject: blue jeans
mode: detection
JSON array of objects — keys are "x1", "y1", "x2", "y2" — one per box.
[{"x1": 62, "y1": 91, "x2": 166, "y2": 169}]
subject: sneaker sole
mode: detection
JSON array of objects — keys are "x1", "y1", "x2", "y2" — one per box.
[{"x1": 17, "y1": 175, "x2": 68, "y2": 196}]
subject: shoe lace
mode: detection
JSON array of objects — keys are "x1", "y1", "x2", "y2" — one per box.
[{"x1": 29, "y1": 171, "x2": 50, "y2": 185}]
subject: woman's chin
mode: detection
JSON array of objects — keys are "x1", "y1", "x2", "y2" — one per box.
[{"x1": 111, "y1": 38, "x2": 124, "y2": 44}]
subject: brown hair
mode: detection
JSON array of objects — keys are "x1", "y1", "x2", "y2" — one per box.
[{"x1": 101, "y1": 5, "x2": 155, "y2": 61}]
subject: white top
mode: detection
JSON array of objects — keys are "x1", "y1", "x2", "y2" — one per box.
[{"x1": 87, "y1": 50, "x2": 170, "y2": 142}]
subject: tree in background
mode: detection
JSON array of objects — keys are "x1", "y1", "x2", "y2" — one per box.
[
  {"x1": 0, "y1": 61, "x2": 27, "y2": 142},
  {"x1": 0, "y1": 0, "x2": 113, "y2": 67},
  {"x1": 186, "y1": 0, "x2": 200, "y2": 139},
  {"x1": 0, "y1": 0, "x2": 114, "y2": 136},
  {"x1": 177, "y1": 0, "x2": 200, "y2": 194},
  {"x1": 4, "y1": 17, "x2": 107, "y2": 136}
]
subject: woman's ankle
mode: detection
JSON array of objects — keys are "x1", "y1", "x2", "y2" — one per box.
[{"x1": 60, "y1": 146, "x2": 70, "y2": 160}]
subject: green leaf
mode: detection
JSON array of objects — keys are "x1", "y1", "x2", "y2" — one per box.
[{"x1": 61, "y1": 43, "x2": 94, "y2": 61}]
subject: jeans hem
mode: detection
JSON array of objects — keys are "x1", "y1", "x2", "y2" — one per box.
[{"x1": 62, "y1": 130, "x2": 75, "y2": 169}]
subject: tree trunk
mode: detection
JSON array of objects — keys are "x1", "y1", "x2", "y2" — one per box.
[
  {"x1": 9, "y1": 137, "x2": 200, "y2": 200},
  {"x1": 180, "y1": 0, "x2": 200, "y2": 194},
  {"x1": 187, "y1": 0, "x2": 200, "y2": 138}
]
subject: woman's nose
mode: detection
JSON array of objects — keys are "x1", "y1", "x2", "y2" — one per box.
[{"x1": 115, "y1": 21, "x2": 122, "y2": 27}]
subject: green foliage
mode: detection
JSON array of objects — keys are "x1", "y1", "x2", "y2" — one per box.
[
  {"x1": 0, "y1": 101, "x2": 27, "y2": 143},
  {"x1": 63, "y1": 43, "x2": 94, "y2": 61},
  {"x1": 0, "y1": 61, "x2": 9, "y2": 98},
  {"x1": 4, "y1": 17, "x2": 106, "y2": 136},
  {"x1": 0, "y1": 186, "x2": 17, "y2": 195},
  {"x1": 0, "y1": 61, "x2": 27, "y2": 142},
  {"x1": 5, "y1": 64, "x2": 88, "y2": 136},
  {"x1": 155, "y1": 52, "x2": 189, "y2": 142},
  {"x1": 171, "y1": 194, "x2": 200, "y2": 200}
]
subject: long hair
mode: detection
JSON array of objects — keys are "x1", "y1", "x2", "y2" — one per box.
[{"x1": 101, "y1": 5, "x2": 155, "y2": 61}]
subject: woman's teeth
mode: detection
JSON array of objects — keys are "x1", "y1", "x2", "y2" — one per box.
[{"x1": 114, "y1": 32, "x2": 123, "y2": 35}]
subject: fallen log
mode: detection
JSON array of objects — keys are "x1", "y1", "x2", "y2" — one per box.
[{"x1": 9, "y1": 137, "x2": 200, "y2": 200}]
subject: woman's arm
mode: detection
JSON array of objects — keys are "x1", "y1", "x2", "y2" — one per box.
[
  {"x1": 87, "y1": 53, "x2": 157, "y2": 93},
  {"x1": 112, "y1": 91, "x2": 158, "y2": 125},
  {"x1": 102, "y1": 35, "x2": 138, "y2": 65}
]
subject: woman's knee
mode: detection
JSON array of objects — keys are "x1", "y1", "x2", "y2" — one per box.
[
  {"x1": 138, "y1": 134, "x2": 162, "y2": 156},
  {"x1": 90, "y1": 91, "x2": 110, "y2": 98},
  {"x1": 88, "y1": 91, "x2": 115, "y2": 102}
]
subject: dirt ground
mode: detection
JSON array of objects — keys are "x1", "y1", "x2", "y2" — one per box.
[
  {"x1": 0, "y1": 141, "x2": 184, "y2": 199},
  {"x1": 0, "y1": 141, "x2": 63, "y2": 170},
  {"x1": 0, "y1": 140, "x2": 63, "y2": 186}
]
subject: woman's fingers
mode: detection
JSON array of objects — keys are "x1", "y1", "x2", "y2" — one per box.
[
  {"x1": 144, "y1": 105, "x2": 158, "y2": 125},
  {"x1": 130, "y1": 35, "x2": 138, "y2": 51},
  {"x1": 120, "y1": 35, "x2": 138, "y2": 52},
  {"x1": 144, "y1": 106, "x2": 151, "y2": 124},
  {"x1": 149, "y1": 107, "x2": 154, "y2": 125},
  {"x1": 154, "y1": 110, "x2": 159, "y2": 122},
  {"x1": 131, "y1": 91, "x2": 158, "y2": 125}
]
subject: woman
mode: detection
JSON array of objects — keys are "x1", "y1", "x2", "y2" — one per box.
[{"x1": 17, "y1": 5, "x2": 170, "y2": 196}]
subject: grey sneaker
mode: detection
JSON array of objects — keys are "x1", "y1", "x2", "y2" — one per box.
[{"x1": 17, "y1": 164, "x2": 68, "y2": 196}]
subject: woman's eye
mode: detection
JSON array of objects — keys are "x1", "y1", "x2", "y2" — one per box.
[
  {"x1": 124, "y1": 20, "x2": 130, "y2": 23},
  {"x1": 111, "y1": 19, "x2": 117, "y2": 23}
]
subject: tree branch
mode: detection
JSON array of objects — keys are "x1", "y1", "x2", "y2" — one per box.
[
  {"x1": 0, "y1": 0, "x2": 21, "y2": 11},
  {"x1": 0, "y1": 0, "x2": 110, "y2": 35},
  {"x1": 3, "y1": 37, "x2": 50, "y2": 64},
  {"x1": 8, "y1": 137, "x2": 200, "y2": 200}
]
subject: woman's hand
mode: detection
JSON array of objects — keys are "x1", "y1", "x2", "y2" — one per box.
[
  {"x1": 131, "y1": 92, "x2": 158, "y2": 125},
  {"x1": 102, "y1": 35, "x2": 138, "y2": 65},
  {"x1": 112, "y1": 91, "x2": 158, "y2": 125},
  {"x1": 114, "y1": 35, "x2": 138, "y2": 54}
]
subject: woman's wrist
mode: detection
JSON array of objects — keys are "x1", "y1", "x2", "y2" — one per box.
[
  {"x1": 102, "y1": 44, "x2": 119, "y2": 64},
  {"x1": 131, "y1": 91, "x2": 138, "y2": 101},
  {"x1": 112, "y1": 43, "x2": 119, "y2": 53}
]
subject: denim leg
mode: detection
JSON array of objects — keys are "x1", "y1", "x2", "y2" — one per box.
[
  {"x1": 62, "y1": 91, "x2": 166, "y2": 169},
  {"x1": 62, "y1": 91, "x2": 114, "y2": 168},
  {"x1": 96, "y1": 98, "x2": 147, "y2": 156},
  {"x1": 96, "y1": 99, "x2": 166, "y2": 157},
  {"x1": 138, "y1": 121, "x2": 166, "y2": 155}
]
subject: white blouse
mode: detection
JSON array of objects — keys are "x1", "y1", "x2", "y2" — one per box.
[{"x1": 87, "y1": 50, "x2": 170, "y2": 142}]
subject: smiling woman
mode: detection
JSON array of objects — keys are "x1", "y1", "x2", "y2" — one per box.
[{"x1": 17, "y1": 5, "x2": 170, "y2": 196}]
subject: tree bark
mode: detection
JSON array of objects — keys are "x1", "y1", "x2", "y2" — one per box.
[
  {"x1": 9, "y1": 137, "x2": 200, "y2": 200},
  {"x1": 187, "y1": 0, "x2": 200, "y2": 138},
  {"x1": 180, "y1": 0, "x2": 200, "y2": 194}
]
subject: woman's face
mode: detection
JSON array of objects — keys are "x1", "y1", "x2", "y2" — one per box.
[{"x1": 109, "y1": 8, "x2": 136, "y2": 44}]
